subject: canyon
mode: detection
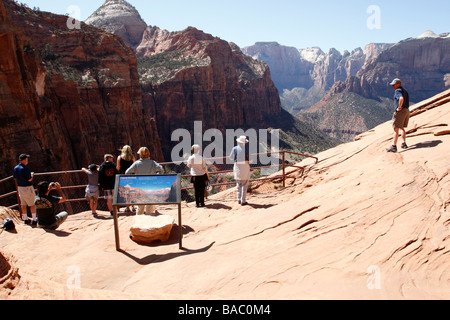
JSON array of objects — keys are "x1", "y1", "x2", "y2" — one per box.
[
  {"x1": 86, "y1": 0, "x2": 335, "y2": 159},
  {"x1": 245, "y1": 32, "x2": 450, "y2": 141},
  {"x1": 0, "y1": 0, "x2": 162, "y2": 179}
]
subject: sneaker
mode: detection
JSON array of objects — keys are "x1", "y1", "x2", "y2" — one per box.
[
  {"x1": 386, "y1": 145, "x2": 397, "y2": 153},
  {"x1": 31, "y1": 220, "x2": 37, "y2": 227},
  {"x1": 401, "y1": 142, "x2": 409, "y2": 149},
  {"x1": 24, "y1": 219, "x2": 31, "y2": 225}
]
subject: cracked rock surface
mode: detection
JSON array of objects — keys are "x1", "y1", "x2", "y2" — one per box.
[{"x1": 1, "y1": 90, "x2": 449, "y2": 300}]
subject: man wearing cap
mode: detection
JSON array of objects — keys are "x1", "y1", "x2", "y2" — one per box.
[
  {"x1": 229, "y1": 136, "x2": 253, "y2": 205},
  {"x1": 13, "y1": 154, "x2": 37, "y2": 225},
  {"x1": 386, "y1": 78, "x2": 410, "y2": 153}
]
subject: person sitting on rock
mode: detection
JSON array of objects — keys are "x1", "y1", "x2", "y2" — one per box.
[{"x1": 34, "y1": 181, "x2": 68, "y2": 230}]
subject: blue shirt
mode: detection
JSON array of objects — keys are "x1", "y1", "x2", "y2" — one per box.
[
  {"x1": 394, "y1": 87, "x2": 409, "y2": 110},
  {"x1": 13, "y1": 163, "x2": 33, "y2": 187},
  {"x1": 229, "y1": 145, "x2": 250, "y2": 163}
]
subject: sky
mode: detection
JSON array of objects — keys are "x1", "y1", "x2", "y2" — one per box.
[
  {"x1": 18, "y1": 0, "x2": 450, "y2": 52},
  {"x1": 119, "y1": 175, "x2": 177, "y2": 191}
]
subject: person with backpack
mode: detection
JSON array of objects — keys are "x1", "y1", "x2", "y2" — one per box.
[
  {"x1": 386, "y1": 78, "x2": 410, "y2": 153},
  {"x1": 98, "y1": 154, "x2": 118, "y2": 216}
]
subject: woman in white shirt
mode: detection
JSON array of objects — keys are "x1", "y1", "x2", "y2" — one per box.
[{"x1": 187, "y1": 145, "x2": 209, "y2": 207}]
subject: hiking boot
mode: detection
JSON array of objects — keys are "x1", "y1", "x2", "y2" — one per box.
[
  {"x1": 386, "y1": 145, "x2": 397, "y2": 153},
  {"x1": 401, "y1": 142, "x2": 409, "y2": 149}
]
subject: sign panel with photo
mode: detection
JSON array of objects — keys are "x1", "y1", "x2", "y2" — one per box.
[{"x1": 113, "y1": 174, "x2": 181, "y2": 206}]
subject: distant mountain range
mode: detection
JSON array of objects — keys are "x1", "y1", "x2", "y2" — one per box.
[
  {"x1": 244, "y1": 31, "x2": 450, "y2": 141},
  {"x1": 85, "y1": 0, "x2": 338, "y2": 157}
]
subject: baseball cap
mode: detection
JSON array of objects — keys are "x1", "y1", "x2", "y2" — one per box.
[
  {"x1": 19, "y1": 154, "x2": 30, "y2": 161},
  {"x1": 389, "y1": 78, "x2": 402, "y2": 86}
]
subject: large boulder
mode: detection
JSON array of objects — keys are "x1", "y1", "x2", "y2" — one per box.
[{"x1": 129, "y1": 215, "x2": 175, "y2": 244}]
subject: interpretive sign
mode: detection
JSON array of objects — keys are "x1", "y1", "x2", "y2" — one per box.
[
  {"x1": 113, "y1": 174, "x2": 181, "y2": 206},
  {"x1": 111, "y1": 174, "x2": 183, "y2": 251}
]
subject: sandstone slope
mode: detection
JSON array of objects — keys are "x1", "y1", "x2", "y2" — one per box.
[{"x1": 0, "y1": 90, "x2": 449, "y2": 300}]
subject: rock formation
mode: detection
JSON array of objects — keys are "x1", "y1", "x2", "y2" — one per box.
[
  {"x1": 136, "y1": 27, "x2": 283, "y2": 157},
  {"x1": 243, "y1": 42, "x2": 392, "y2": 116},
  {"x1": 84, "y1": 2, "x2": 336, "y2": 159},
  {"x1": 298, "y1": 32, "x2": 450, "y2": 141},
  {"x1": 130, "y1": 214, "x2": 175, "y2": 244},
  {"x1": 85, "y1": 0, "x2": 147, "y2": 49},
  {"x1": 0, "y1": 89, "x2": 448, "y2": 300},
  {"x1": 0, "y1": 0, "x2": 162, "y2": 179}
]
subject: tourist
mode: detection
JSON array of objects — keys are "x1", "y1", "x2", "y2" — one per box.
[
  {"x1": 126, "y1": 147, "x2": 164, "y2": 215},
  {"x1": 116, "y1": 145, "x2": 136, "y2": 213},
  {"x1": 82, "y1": 164, "x2": 99, "y2": 215},
  {"x1": 386, "y1": 78, "x2": 410, "y2": 153},
  {"x1": 187, "y1": 144, "x2": 209, "y2": 208},
  {"x1": 34, "y1": 181, "x2": 68, "y2": 230},
  {"x1": 13, "y1": 154, "x2": 37, "y2": 225},
  {"x1": 116, "y1": 145, "x2": 135, "y2": 174},
  {"x1": 229, "y1": 136, "x2": 252, "y2": 205},
  {"x1": 98, "y1": 154, "x2": 118, "y2": 216}
]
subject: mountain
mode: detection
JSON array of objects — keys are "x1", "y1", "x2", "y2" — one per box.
[
  {"x1": 1, "y1": 89, "x2": 449, "y2": 299},
  {"x1": 86, "y1": 1, "x2": 337, "y2": 158},
  {"x1": 243, "y1": 42, "x2": 392, "y2": 114},
  {"x1": 0, "y1": 0, "x2": 162, "y2": 179},
  {"x1": 298, "y1": 31, "x2": 450, "y2": 141},
  {"x1": 85, "y1": 0, "x2": 147, "y2": 49}
]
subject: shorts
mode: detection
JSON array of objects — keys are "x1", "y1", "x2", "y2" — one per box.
[
  {"x1": 18, "y1": 186, "x2": 36, "y2": 207},
  {"x1": 392, "y1": 108, "x2": 410, "y2": 129},
  {"x1": 85, "y1": 185, "x2": 99, "y2": 200},
  {"x1": 104, "y1": 189, "x2": 114, "y2": 200}
]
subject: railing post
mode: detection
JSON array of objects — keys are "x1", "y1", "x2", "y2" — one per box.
[{"x1": 282, "y1": 151, "x2": 286, "y2": 188}]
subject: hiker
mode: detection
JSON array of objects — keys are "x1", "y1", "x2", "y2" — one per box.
[
  {"x1": 34, "y1": 181, "x2": 68, "y2": 230},
  {"x1": 13, "y1": 154, "x2": 37, "y2": 225},
  {"x1": 387, "y1": 78, "x2": 410, "y2": 153},
  {"x1": 99, "y1": 154, "x2": 118, "y2": 216},
  {"x1": 229, "y1": 136, "x2": 252, "y2": 205},
  {"x1": 82, "y1": 164, "x2": 99, "y2": 215},
  {"x1": 116, "y1": 145, "x2": 136, "y2": 213},
  {"x1": 116, "y1": 145, "x2": 135, "y2": 174},
  {"x1": 187, "y1": 144, "x2": 209, "y2": 208},
  {"x1": 126, "y1": 147, "x2": 164, "y2": 215}
]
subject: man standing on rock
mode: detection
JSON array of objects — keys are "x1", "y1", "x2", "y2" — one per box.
[
  {"x1": 13, "y1": 154, "x2": 37, "y2": 225},
  {"x1": 386, "y1": 78, "x2": 410, "y2": 153}
]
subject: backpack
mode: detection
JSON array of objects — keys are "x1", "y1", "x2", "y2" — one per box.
[{"x1": 1, "y1": 218, "x2": 15, "y2": 231}]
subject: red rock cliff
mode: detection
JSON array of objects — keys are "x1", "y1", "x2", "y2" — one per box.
[
  {"x1": 137, "y1": 26, "x2": 282, "y2": 157},
  {"x1": 0, "y1": 0, "x2": 162, "y2": 178}
]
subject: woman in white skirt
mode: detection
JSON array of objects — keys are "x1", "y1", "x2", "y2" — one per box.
[{"x1": 229, "y1": 136, "x2": 252, "y2": 205}]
